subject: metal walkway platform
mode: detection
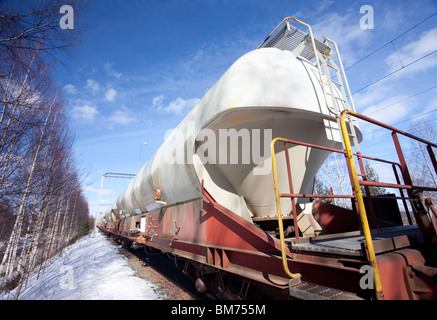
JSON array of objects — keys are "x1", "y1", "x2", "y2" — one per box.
[
  {"x1": 291, "y1": 225, "x2": 423, "y2": 257},
  {"x1": 289, "y1": 279, "x2": 363, "y2": 300},
  {"x1": 259, "y1": 21, "x2": 330, "y2": 60}
]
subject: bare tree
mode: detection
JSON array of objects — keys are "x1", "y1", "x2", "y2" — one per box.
[
  {"x1": 1, "y1": 89, "x2": 58, "y2": 280},
  {"x1": 0, "y1": 1, "x2": 92, "y2": 297},
  {"x1": 408, "y1": 119, "x2": 437, "y2": 199},
  {"x1": 316, "y1": 152, "x2": 351, "y2": 208},
  {"x1": 0, "y1": 0, "x2": 86, "y2": 68}
]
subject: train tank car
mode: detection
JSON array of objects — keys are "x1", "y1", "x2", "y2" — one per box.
[
  {"x1": 97, "y1": 17, "x2": 437, "y2": 300},
  {"x1": 107, "y1": 21, "x2": 361, "y2": 223}
]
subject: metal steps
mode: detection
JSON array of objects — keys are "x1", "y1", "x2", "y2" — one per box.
[
  {"x1": 289, "y1": 278, "x2": 363, "y2": 300},
  {"x1": 290, "y1": 224, "x2": 423, "y2": 257}
]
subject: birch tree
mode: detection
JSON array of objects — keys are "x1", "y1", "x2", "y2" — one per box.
[
  {"x1": 316, "y1": 152, "x2": 351, "y2": 208},
  {"x1": 0, "y1": 1, "x2": 91, "y2": 296},
  {"x1": 0, "y1": 90, "x2": 57, "y2": 281},
  {"x1": 408, "y1": 120, "x2": 437, "y2": 200}
]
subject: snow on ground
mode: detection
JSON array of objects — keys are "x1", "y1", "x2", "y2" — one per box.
[{"x1": 1, "y1": 230, "x2": 164, "y2": 300}]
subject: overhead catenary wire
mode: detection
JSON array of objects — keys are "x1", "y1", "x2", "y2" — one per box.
[
  {"x1": 345, "y1": 11, "x2": 437, "y2": 71},
  {"x1": 338, "y1": 11, "x2": 437, "y2": 95},
  {"x1": 361, "y1": 107, "x2": 437, "y2": 138},
  {"x1": 364, "y1": 84, "x2": 437, "y2": 116},
  {"x1": 320, "y1": 14, "x2": 437, "y2": 199},
  {"x1": 356, "y1": 84, "x2": 437, "y2": 147},
  {"x1": 357, "y1": 115, "x2": 437, "y2": 165},
  {"x1": 352, "y1": 49, "x2": 437, "y2": 95},
  {"x1": 357, "y1": 113, "x2": 437, "y2": 161}
]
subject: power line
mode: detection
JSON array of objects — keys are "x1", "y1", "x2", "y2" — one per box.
[
  {"x1": 357, "y1": 84, "x2": 437, "y2": 142},
  {"x1": 352, "y1": 49, "x2": 437, "y2": 95},
  {"x1": 345, "y1": 11, "x2": 437, "y2": 71},
  {"x1": 360, "y1": 108, "x2": 437, "y2": 138},
  {"x1": 365, "y1": 84, "x2": 437, "y2": 116},
  {"x1": 357, "y1": 116, "x2": 437, "y2": 152},
  {"x1": 344, "y1": 11, "x2": 437, "y2": 95}
]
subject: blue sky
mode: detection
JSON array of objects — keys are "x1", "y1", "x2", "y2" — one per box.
[{"x1": 53, "y1": 0, "x2": 437, "y2": 217}]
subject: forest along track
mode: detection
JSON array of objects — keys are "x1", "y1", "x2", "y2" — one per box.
[{"x1": 106, "y1": 237, "x2": 203, "y2": 300}]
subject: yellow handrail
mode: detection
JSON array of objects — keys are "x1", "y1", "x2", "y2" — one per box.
[
  {"x1": 271, "y1": 121, "x2": 385, "y2": 299},
  {"x1": 271, "y1": 137, "x2": 302, "y2": 280},
  {"x1": 339, "y1": 110, "x2": 384, "y2": 300}
]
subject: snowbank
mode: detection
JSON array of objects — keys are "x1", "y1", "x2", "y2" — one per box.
[{"x1": 1, "y1": 230, "x2": 164, "y2": 300}]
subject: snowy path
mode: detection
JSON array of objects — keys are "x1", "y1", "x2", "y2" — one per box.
[{"x1": 1, "y1": 231, "x2": 164, "y2": 300}]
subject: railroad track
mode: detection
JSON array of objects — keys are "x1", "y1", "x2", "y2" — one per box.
[{"x1": 107, "y1": 236, "x2": 205, "y2": 300}]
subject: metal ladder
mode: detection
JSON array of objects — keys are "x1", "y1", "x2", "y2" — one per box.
[
  {"x1": 264, "y1": 17, "x2": 384, "y2": 299},
  {"x1": 258, "y1": 17, "x2": 354, "y2": 113},
  {"x1": 258, "y1": 17, "x2": 361, "y2": 149}
]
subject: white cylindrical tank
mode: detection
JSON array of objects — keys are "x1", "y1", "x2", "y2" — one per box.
[{"x1": 107, "y1": 47, "x2": 361, "y2": 223}]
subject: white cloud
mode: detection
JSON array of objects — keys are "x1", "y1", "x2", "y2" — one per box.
[
  {"x1": 82, "y1": 185, "x2": 113, "y2": 195},
  {"x1": 385, "y1": 28, "x2": 437, "y2": 75},
  {"x1": 104, "y1": 62, "x2": 122, "y2": 79},
  {"x1": 357, "y1": 92, "x2": 411, "y2": 140},
  {"x1": 152, "y1": 95, "x2": 164, "y2": 107},
  {"x1": 86, "y1": 79, "x2": 100, "y2": 95},
  {"x1": 352, "y1": 80, "x2": 414, "y2": 137},
  {"x1": 63, "y1": 84, "x2": 77, "y2": 95},
  {"x1": 410, "y1": 99, "x2": 437, "y2": 124},
  {"x1": 108, "y1": 106, "x2": 135, "y2": 125},
  {"x1": 72, "y1": 104, "x2": 98, "y2": 122},
  {"x1": 105, "y1": 88, "x2": 117, "y2": 102},
  {"x1": 311, "y1": 11, "x2": 372, "y2": 66},
  {"x1": 152, "y1": 95, "x2": 200, "y2": 115},
  {"x1": 362, "y1": 97, "x2": 410, "y2": 123},
  {"x1": 378, "y1": 5, "x2": 407, "y2": 32},
  {"x1": 354, "y1": 81, "x2": 398, "y2": 111},
  {"x1": 181, "y1": 49, "x2": 204, "y2": 71}
]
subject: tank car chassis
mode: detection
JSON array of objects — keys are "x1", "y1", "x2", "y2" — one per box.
[
  {"x1": 99, "y1": 17, "x2": 437, "y2": 300},
  {"x1": 100, "y1": 109, "x2": 437, "y2": 300}
]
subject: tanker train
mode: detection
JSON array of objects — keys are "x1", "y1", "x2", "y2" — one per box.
[{"x1": 97, "y1": 17, "x2": 437, "y2": 300}]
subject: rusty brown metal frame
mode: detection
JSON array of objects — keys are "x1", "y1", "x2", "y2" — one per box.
[
  {"x1": 97, "y1": 112, "x2": 436, "y2": 300},
  {"x1": 347, "y1": 112, "x2": 437, "y2": 184},
  {"x1": 273, "y1": 115, "x2": 437, "y2": 217},
  {"x1": 271, "y1": 138, "x2": 355, "y2": 240},
  {"x1": 271, "y1": 110, "x2": 437, "y2": 300},
  {"x1": 347, "y1": 112, "x2": 437, "y2": 218}
]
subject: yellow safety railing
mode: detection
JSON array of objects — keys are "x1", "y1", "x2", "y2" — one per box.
[
  {"x1": 339, "y1": 110, "x2": 384, "y2": 300},
  {"x1": 270, "y1": 116, "x2": 385, "y2": 299},
  {"x1": 271, "y1": 137, "x2": 302, "y2": 281},
  {"x1": 264, "y1": 16, "x2": 385, "y2": 300}
]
